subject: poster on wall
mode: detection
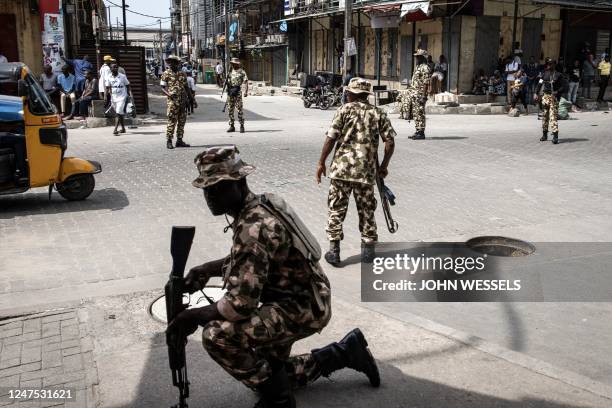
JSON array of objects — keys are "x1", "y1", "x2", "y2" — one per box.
[{"x1": 42, "y1": 13, "x2": 65, "y2": 73}]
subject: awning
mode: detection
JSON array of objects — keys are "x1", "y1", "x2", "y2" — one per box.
[
  {"x1": 400, "y1": 1, "x2": 432, "y2": 17},
  {"x1": 533, "y1": 0, "x2": 612, "y2": 10}
]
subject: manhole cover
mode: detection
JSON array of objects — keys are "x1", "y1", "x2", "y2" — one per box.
[
  {"x1": 149, "y1": 286, "x2": 226, "y2": 323},
  {"x1": 465, "y1": 236, "x2": 535, "y2": 257}
]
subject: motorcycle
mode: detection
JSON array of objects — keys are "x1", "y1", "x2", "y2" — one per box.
[
  {"x1": 323, "y1": 84, "x2": 343, "y2": 107},
  {"x1": 302, "y1": 76, "x2": 331, "y2": 110}
]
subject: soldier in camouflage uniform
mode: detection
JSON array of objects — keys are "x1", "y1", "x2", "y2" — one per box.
[
  {"x1": 316, "y1": 78, "x2": 396, "y2": 265},
  {"x1": 161, "y1": 55, "x2": 191, "y2": 149},
  {"x1": 167, "y1": 145, "x2": 380, "y2": 408},
  {"x1": 401, "y1": 49, "x2": 432, "y2": 140},
  {"x1": 226, "y1": 58, "x2": 249, "y2": 133},
  {"x1": 534, "y1": 58, "x2": 567, "y2": 145}
]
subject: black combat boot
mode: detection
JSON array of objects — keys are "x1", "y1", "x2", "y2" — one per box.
[
  {"x1": 240, "y1": 124, "x2": 245, "y2": 133},
  {"x1": 227, "y1": 125, "x2": 236, "y2": 133},
  {"x1": 540, "y1": 130, "x2": 548, "y2": 142},
  {"x1": 166, "y1": 139, "x2": 174, "y2": 149},
  {"x1": 253, "y1": 366, "x2": 295, "y2": 408},
  {"x1": 411, "y1": 130, "x2": 425, "y2": 140},
  {"x1": 324, "y1": 240, "x2": 340, "y2": 266},
  {"x1": 361, "y1": 243, "x2": 376, "y2": 264},
  {"x1": 175, "y1": 139, "x2": 190, "y2": 148},
  {"x1": 552, "y1": 132, "x2": 559, "y2": 144},
  {"x1": 311, "y1": 328, "x2": 380, "y2": 387}
]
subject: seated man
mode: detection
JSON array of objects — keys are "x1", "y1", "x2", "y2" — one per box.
[
  {"x1": 71, "y1": 70, "x2": 98, "y2": 120},
  {"x1": 57, "y1": 65, "x2": 77, "y2": 118}
]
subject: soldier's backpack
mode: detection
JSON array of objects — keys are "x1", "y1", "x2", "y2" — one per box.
[{"x1": 257, "y1": 193, "x2": 321, "y2": 263}]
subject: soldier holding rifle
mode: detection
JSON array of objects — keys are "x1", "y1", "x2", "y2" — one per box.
[
  {"x1": 316, "y1": 78, "x2": 396, "y2": 266},
  {"x1": 166, "y1": 146, "x2": 380, "y2": 408}
]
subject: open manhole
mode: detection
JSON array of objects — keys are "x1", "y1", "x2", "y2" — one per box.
[
  {"x1": 466, "y1": 236, "x2": 535, "y2": 257},
  {"x1": 149, "y1": 286, "x2": 226, "y2": 324}
]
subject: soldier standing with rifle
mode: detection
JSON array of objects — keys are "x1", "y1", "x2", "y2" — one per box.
[
  {"x1": 161, "y1": 55, "x2": 191, "y2": 150},
  {"x1": 316, "y1": 78, "x2": 396, "y2": 266},
  {"x1": 400, "y1": 49, "x2": 432, "y2": 140},
  {"x1": 534, "y1": 58, "x2": 568, "y2": 145},
  {"x1": 166, "y1": 145, "x2": 380, "y2": 408},
  {"x1": 226, "y1": 58, "x2": 249, "y2": 133}
]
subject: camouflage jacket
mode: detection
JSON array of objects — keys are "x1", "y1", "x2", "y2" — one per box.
[
  {"x1": 228, "y1": 68, "x2": 248, "y2": 87},
  {"x1": 160, "y1": 68, "x2": 187, "y2": 102},
  {"x1": 326, "y1": 102, "x2": 396, "y2": 185},
  {"x1": 411, "y1": 63, "x2": 432, "y2": 95},
  {"x1": 216, "y1": 193, "x2": 331, "y2": 329}
]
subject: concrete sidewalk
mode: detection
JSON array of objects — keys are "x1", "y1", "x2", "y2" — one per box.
[{"x1": 4, "y1": 290, "x2": 604, "y2": 408}]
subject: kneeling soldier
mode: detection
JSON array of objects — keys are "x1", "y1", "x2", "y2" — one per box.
[{"x1": 167, "y1": 146, "x2": 380, "y2": 408}]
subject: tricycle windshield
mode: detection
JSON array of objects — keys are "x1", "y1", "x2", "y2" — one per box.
[{"x1": 24, "y1": 73, "x2": 56, "y2": 115}]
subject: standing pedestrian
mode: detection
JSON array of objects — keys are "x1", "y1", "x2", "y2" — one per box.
[
  {"x1": 567, "y1": 59, "x2": 581, "y2": 108},
  {"x1": 524, "y1": 56, "x2": 539, "y2": 102},
  {"x1": 535, "y1": 59, "x2": 568, "y2": 145},
  {"x1": 581, "y1": 46, "x2": 597, "y2": 99},
  {"x1": 105, "y1": 63, "x2": 132, "y2": 136},
  {"x1": 57, "y1": 65, "x2": 76, "y2": 118},
  {"x1": 215, "y1": 61, "x2": 224, "y2": 87},
  {"x1": 316, "y1": 77, "x2": 396, "y2": 265},
  {"x1": 226, "y1": 57, "x2": 249, "y2": 133},
  {"x1": 505, "y1": 56, "x2": 520, "y2": 104},
  {"x1": 60, "y1": 52, "x2": 93, "y2": 94},
  {"x1": 98, "y1": 55, "x2": 113, "y2": 99},
  {"x1": 400, "y1": 49, "x2": 431, "y2": 139},
  {"x1": 596, "y1": 55, "x2": 610, "y2": 103},
  {"x1": 160, "y1": 55, "x2": 191, "y2": 149},
  {"x1": 186, "y1": 70, "x2": 197, "y2": 114}
]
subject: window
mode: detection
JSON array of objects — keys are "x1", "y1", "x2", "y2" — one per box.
[{"x1": 25, "y1": 73, "x2": 56, "y2": 115}]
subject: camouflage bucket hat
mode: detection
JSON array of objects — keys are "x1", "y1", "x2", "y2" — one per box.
[
  {"x1": 414, "y1": 49, "x2": 428, "y2": 56},
  {"x1": 192, "y1": 145, "x2": 256, "y2": 188},
  {"x1": 345, "y1": 77, "x2": 372, "y2": 95}
]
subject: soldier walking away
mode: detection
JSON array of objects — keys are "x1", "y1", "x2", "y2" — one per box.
[
  {"x1": 400, "y1": 49, "x2": 432, "y2": 140},
  {"x1": 161, "y1": 55, "x2": 191, "y2": 149},
  {"x1": 534, "y1": 58, "x2": 568, "y2": 145},
  {"x1": 226, "y1": 57, "x2": 249, "y2": 133},
  {"x1": 316, "y1": 78, "x2": 396, "y2": 265},
  {"x1": 166, "y1": 145, "x2": 380, "y2": 408}
]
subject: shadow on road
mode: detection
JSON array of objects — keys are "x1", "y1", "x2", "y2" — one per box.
[
  {"x1": 116, "y1": 335, "x2": 592, "y2": 408},
  {"x1": 426, "y1": 137, "x2": 469, "y2": 140},
  {"x1": 0, "y1": 187, "x2": 129, "y2": 219},
  {"x1": 557, "y1": 138, "x2": 589, "y2": 144}
]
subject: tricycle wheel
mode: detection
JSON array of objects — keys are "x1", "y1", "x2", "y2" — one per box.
[{"x1": 56, "y1": 174, "x2": 95, "y2": 201}]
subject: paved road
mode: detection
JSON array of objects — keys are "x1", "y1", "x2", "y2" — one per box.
[{"x1": 1, "y1": 85, "x2": 611, "y2": 394}]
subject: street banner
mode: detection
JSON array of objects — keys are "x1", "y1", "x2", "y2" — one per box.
[{"x1": 42, "y1": 13, "x2": 65, "y2": 73}]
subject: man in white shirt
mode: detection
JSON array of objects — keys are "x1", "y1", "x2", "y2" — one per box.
[
  {"x1": 186, "y1": 71, "x2": 197, "y2": 114},
  {"x1": 505, "y1": 56, "x2": 520, "y2": 104},
  {"x1": 98, "y1": 55, "x2": 113, "y2": 99},
  {"x1": 105, "y1": 63, "x2": 132, "y2": 136},
  {"x1": 215, "y1": 61, "x2": 224, "y2": 87}
]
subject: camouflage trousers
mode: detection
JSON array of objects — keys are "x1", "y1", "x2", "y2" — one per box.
[
  {"x1": 202, "y1": 299, "x2": 331, "y2": 388},
  {"x1": 166, "y1": 100, "x2": 187, "y2": 140},
  {"x1": 541, "y1": 94, "x2": 559, "y2": 133},
  {"x1": 326, "y1": 178, "x2": 377, "y2": 243},
  {"x1": 400, "y1": 89, "x2": 426, "y2": 131},
  {"x1": 228, "y1": 95, "x2": 244, "y2": 127}
]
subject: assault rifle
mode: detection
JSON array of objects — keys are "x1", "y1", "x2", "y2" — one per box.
[
  {"x1": 165, "y1": 226, "x2": 196, "y2": 408},
  {"x1": 221, "y1": 78, "x2": 229, "y2": 113},
  {"x1": 376, "y1": 165, "x2": 398, "y2": 234}
]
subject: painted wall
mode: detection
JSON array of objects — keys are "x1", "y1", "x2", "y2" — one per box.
[
  {"x1": 484, "y1": 0, "x2": 560, "y2": 20},
  {"x1": 459, "y1": 16, "x2": 477, "y2": 94},
  {"x1": 0, "y1": 1, "x2": 43, "y2": 74}
]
